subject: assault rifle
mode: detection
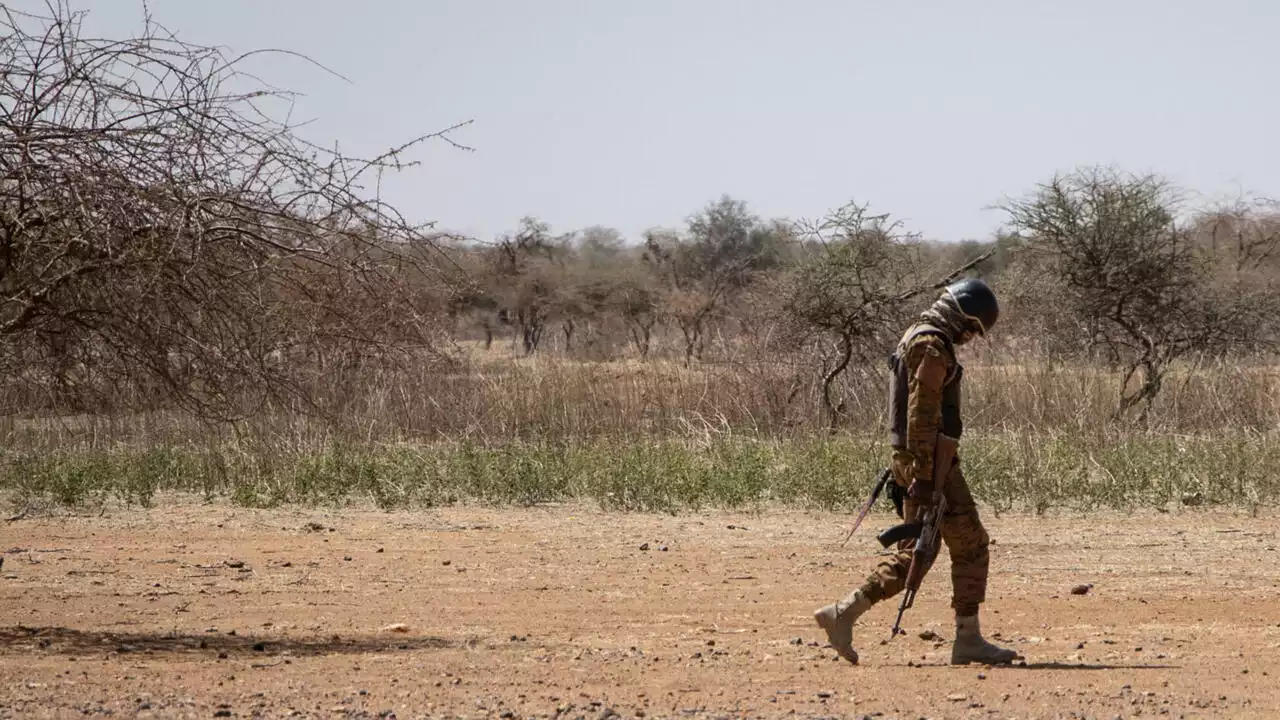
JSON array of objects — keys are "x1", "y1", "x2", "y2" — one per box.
[{"x1": 874, "y1": 432, "x2": 959, "y2": 639}]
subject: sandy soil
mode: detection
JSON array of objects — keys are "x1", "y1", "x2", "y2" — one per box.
[{"x1": 1, "y1": 501, "x2": 1278, "y2": 719}]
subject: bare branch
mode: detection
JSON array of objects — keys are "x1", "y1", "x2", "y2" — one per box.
[{"x1": 0, "y1": 1, "x2": 467, "y2": 419}]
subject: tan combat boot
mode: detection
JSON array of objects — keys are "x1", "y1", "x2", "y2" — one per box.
[
  {"x1": 951, "y1": 614, "x2": 1019, "y2": 665},
  {"x1": 813, "y1": 589, "x2": 872, "y2": 665}
]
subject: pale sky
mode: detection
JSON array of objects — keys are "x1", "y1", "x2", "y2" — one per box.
[{"x1": 28, "y1": 0, "x2": 1280, "y2": 243}]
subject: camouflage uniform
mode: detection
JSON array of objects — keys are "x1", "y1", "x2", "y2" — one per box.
[
  {"x1": 814, "y1": 281, "x2": 1016, "y2": 666},
  {"x1": 858, "y1": 323, "x2": 991, "y2": 617}
]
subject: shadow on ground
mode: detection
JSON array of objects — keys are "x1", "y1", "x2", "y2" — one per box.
[
  {"x1": 0, "y1": 625, "x2": 458, "y2": 659},
  {"x1": 886, "y1": 660, "x2": 1182, "y2": 670},
  {"x1": 1010, "y1": 661, "x2": 1183, "y2": 670}
]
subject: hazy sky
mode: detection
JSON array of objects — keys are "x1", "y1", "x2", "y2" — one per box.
[{"x1": 29, "y1": 0, "x2": 1280, "y2": 243}]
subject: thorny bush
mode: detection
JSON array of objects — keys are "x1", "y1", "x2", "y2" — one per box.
[{"x1": 0, "y1": 1, "x2": 468, "y2": 420}]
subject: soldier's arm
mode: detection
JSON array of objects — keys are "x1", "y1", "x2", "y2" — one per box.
[{"x1": 903, "y1": 334, "x2": 950, "y2": 485}]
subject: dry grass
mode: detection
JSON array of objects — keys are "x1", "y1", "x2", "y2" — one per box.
[{"x1": 4, "y1": 339, "x2": 1279, "y2": 514}]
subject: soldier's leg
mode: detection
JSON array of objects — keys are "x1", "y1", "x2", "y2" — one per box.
[
  {"x1": 940, "y1": 461, "x2": 1019, "y2": 665},
  {"x1": 814, "y1": 455, "x2": 916, "y2": 665},
  {"x1": 939, "y1": 460, "x2": 989, "y2": 615},
  {"x1": 856, "y1": 502, "x2": 917, "y2": 604},
  {"x1": 815, "y1": 507, "x2": 916, "y2": 664}
]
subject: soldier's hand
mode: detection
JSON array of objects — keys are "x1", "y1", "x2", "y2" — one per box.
[{"x1": 908, "y1": 478, "x2": 934, "y2": 504}]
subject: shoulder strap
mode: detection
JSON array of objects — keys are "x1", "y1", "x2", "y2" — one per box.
[
  {"x1": 898, "y1": 324, "x2": 954, "y2": 357},
  {"x1": 897, "y1": 324, "x2": 960, "y2": 384}
]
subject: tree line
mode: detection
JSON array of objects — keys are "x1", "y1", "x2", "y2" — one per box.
[{"x1": 442, "y1": 174, "x2": 1280, "y2": 422}]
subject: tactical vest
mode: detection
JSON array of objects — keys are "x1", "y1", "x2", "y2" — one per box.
[{"x1": 887, "y1": 324, "x2": 963, "y2": 448}]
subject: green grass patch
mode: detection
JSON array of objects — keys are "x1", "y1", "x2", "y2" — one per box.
[{"x1": 3, "y1": 434, "x2": 1277, "y2": 514}]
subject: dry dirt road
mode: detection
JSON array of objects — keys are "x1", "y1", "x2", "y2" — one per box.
[{"x1": 1, "y1": 501, "x2": 1278, "y2": 719}]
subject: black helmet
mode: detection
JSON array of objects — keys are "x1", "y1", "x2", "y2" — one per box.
[{"x1": 945, "y1": 278, "x2": 999, "y2": 335}]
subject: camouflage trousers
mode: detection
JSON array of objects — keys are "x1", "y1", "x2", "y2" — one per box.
[{"x1": 858, "y1": 450, "x2": 990, "y2": 617}]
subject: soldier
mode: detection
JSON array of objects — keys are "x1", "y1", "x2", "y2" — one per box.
[{"x1": 813, "y1": 278, "x2": 1019, "y2": 666}]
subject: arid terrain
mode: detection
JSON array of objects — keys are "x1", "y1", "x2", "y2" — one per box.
[{"x1": 1, "y1": 501, "x2": 1278, "y2": 719}]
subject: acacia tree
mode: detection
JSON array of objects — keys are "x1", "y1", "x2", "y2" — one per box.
[
  {"x1": 486, "y1": 217, "x2": 565, "y2": 355},
  {"x1": 779, "y1": 201, "x2": 992, "y2": 431},
  {"x1": 0, "y1": 2, "x2": 469, "y2": 418},
  {"x1": 643, "y1": 196, "x2": 785, "y2": 366},
  {"x1": 779, "y1": 203, "x2": 916, "y2": 429},
  {"x1": 1000, "y1": 167, "x2": 1274, "y2": 419},
  {"x1": 1192, "y1": 196, "x2": 1280, "y2": 280},
  {"x1": 447, "y1": 252, "x2": 503, "y2": 350},
  {"x1": 613, "y1": 267, "x2": 661, "y2": 360},
  {"x1": 553, "y1": 226, "x2": 627, "y2": 355}
]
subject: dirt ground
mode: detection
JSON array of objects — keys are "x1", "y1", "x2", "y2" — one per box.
[{"x1": 2, "y1": 501, "x2": 1278, "y2": 719}]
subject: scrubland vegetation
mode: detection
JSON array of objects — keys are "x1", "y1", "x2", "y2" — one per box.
[{"x1": 4, "y1": 3, "x2": 1280, "y2": 515}]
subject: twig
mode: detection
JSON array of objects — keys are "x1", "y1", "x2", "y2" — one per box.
[{"x1": 893, "y1": 248, "x2": 997, "y2": 303}]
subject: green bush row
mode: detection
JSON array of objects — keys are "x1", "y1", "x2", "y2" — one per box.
[{"x1": 2, "y1": 434, "x2": 1274, "y2": 514}]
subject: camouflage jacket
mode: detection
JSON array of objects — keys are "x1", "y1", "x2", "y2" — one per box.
[{"x1": 887, "y1": 322, "x2": 963, "y2": 482}]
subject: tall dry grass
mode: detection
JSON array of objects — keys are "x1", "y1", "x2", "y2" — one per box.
[{"x1": 3, "y1": 336, "x2": 1279, "y2": 513}]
